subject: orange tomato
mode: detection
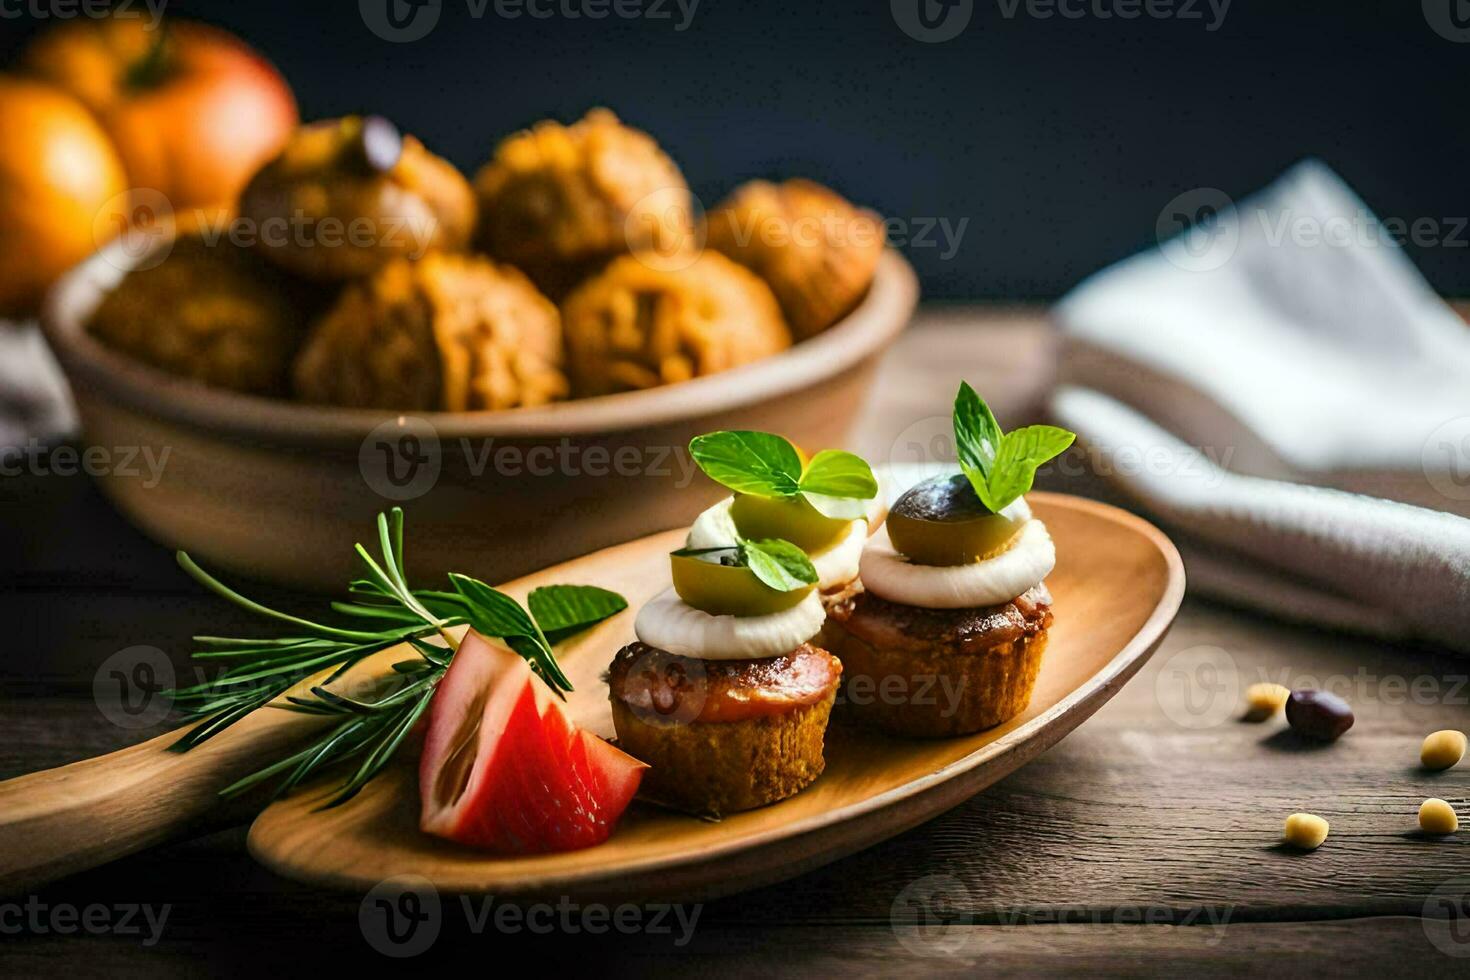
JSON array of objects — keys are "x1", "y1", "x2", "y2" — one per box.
[
  {"x1": 0, "y1": 77, "x2": 130, "y2": 318},
  {"x1": 22, "y1": 16, "x2": 298, "y2": 220}
]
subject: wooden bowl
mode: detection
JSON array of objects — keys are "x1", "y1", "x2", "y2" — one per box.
[{"x1": 40, "y1": 243, "x2": 918, "y2": 591}]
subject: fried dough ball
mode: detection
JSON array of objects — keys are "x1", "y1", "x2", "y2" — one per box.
[
  {"x1": 474, "y1": 109, "x2": 692, "y2": 298},
  {"x1": 705, "y1": 178, "x2": 884, "y2": 340},
  {"x1": 292, "y1": 253, "x2": 568, "y2": 412},
  {"x1": 88, "y1": 234, "x2": 307, "y2": 394},
  {"x1": 560, "y1": 251, "x2": 792, "y2": 398},
  {"x1": 240, "y1": 116, "x2": 476, "y2": 281}
]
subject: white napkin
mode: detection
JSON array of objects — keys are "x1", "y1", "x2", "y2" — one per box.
[
  {"x1": 1052, "y1": 160, "x2": 1470, "y2": 650},
  {"x1": 0, "y1": 322, "x2": 75, "y2": 449}
]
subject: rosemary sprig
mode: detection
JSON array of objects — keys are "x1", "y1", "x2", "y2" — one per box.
[{"x1": 166, "y1": 508, "x2": 627, "y2": 808}]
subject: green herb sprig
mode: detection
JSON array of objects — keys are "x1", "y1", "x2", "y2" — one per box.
[
  {"x1": 953, "y1": 382, "x2": 1075, "y2": 513},
  {"x1": 688, "y1": 430, "x2": 877, "y2": 519},
  {"x1": 167, "y1": 508, "x2": 627, "y2": 807},
  {"x1": 673, "y1": 538, "x2": 819, "y2": 593}
]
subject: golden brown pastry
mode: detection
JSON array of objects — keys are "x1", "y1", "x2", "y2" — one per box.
[
  {"x1": 474, "y1": 109, "x2": 691, "y2": 298},
  {"x1": 560, "y1": 251, "x2": 792, "y2": 398},
  {"x1": 88, "y1": 234, "x2": 307, "y2": 394},
  {"x1": 240, "y1": 116, "x2": 476, "y2": 281},
  {"x1": 292, "y1": 253, "x2": 568, "y2": 412},
  {"x1": 704, "y1": 178, "x2": 884, "y2": 340}
]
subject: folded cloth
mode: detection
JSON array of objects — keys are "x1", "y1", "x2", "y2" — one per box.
[
  {"x1": 1052, "y1": 160, "x2": 1470, "y2": 650},
  {"x1": 0, "y1": 321, "x2": 75, "y2": 449}
]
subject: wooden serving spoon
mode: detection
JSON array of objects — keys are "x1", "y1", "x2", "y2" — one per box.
[{"x1": 0, "y1": 497, "x2": 1184, "y2": 903}]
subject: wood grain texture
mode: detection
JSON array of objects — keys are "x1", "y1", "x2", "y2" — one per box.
[{"x1": 6, "y1": 309, "x2": 1470, "y2": 972}]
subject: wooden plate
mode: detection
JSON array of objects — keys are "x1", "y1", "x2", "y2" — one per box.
[{"x1": 246, "y1": 492, "x2": 1184, "y2": 901}]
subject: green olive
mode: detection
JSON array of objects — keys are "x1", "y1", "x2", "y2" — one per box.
[
  {"x1": 885, "y1": 474, "x2": 1024, "y2": 566},
  {"x1": 728, "y1": 493, "x2": 849, "y2": 552},
  {"x1": 671, "y1": 550, "x2": 813, "y2": 617}
]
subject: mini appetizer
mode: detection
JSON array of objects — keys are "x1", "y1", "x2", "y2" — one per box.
[
  {"x1": 608, "y1": 537, "x2": 841, "y2": 815},
  {"x1": 704, "y1": 178, "x2": 885, "y2": 340},
  {"x1": 684, "y1": 430, "x2": 881, "y2": 597},
  {"x1": 241, "y1": 115, "x2": 476, "y2": 281},
  {"x1": 824, "y1": 383, "x2": 1075, "y2": 737},
  {"x1": 292, "y1": 253, "x2": 569, "y2": 411},
  {"x1": 474, "y1": 108, "x2": 691, "y2": 298},
  {"x1": 560, "y1": 251, "x2": 791, "y2": 397}
]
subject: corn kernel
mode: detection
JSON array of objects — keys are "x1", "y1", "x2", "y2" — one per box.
[
  {"x1": 1420, "y1": 730, "x2": 1467, "y2": 771},
  {"x1": 1419, "y1": 798, "x2": 1459, "y2": 834},
  {"x1": 1283, "y1": 812, "x2": 1329, "y2": 850},
  {"x1": 1243, "y1": 683, "x2": 1291, "y2": 722}
]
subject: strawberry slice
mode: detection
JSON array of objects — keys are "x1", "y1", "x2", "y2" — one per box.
[{"x1": 419, "y1": 630, "x2": 646, "y2": 854}]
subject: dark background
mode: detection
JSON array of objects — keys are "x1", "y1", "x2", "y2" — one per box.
[{"x1": 4, "y1": 0, "x2": 1467, "y2": 299}]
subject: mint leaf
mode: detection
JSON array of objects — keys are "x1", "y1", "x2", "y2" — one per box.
[
  {"x1": 740, "y1": 538, "x2": 818, "y2": 592},
  {"x1": 689, "y1": 431, "x2": 802, "y2": 497},
  {"x1": 952, "y1": 382, "x2": 1074, "y2": 513},
  {"x1": 983, "y1": 425, "x2": 1076, "y2": 510},
  {"x1": 528, "y1": 584, "x2": 629, "y2": 644},
  {"x1": 445, "y1": 573, "x2": 539, "y2": 639},
  {"x1": 953, "y1": 381, "x2": 1002, "y2": 495},
  {"x1": 798, "y1": 449, "x2": 878, "y2": 499}
]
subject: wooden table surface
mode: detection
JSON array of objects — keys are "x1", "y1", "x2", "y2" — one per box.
[{"x1": 3, "y1": 309, "x2": 1469, "y2": 976}]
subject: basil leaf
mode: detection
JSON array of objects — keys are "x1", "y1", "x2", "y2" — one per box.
[
  {"x1": 953, "y1": 381, "x2": 1003, "y2": 507},
  {"x1": 797, "y1": 449, "x2": 878, "y2": 500},
  {"x1": 446, "y1": 574, "x2": 539, "y2": 638},
  {"x1": 982, "y1": 425, "x2": 1076, "y2": 511},
  {"x1": 801, "y1": 491, "x2": 871, "y2": 521},
  {"x1": 740, "y1": 538, "x2": 818, "y2": 592},
  {"x1": 528, "y1": 584, "x2": 629, "y2": 644},
  {"x1": 689, "y1": 431, "x2": 802, "y2": 497}
]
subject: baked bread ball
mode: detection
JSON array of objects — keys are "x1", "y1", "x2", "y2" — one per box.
[
  {"x1": 704, "y1": 178, "x2": 884, "y2": 340},
  {"x1": 560, "y1": 251, "x2": 792, "y2": 397},
  {"x1": 474, "y1": 109, "x2": 692, "y2": 298},
  {"x1": 240, "y1": 116, "x2": 476, "y2": 281},
  {"x1": 88, "y1": 234, "x2": 306, "y2": 394},
  {"x1": 292, "y1": 253, "x2": 568, "y2": 412}
]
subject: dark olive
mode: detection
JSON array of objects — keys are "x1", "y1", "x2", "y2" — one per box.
[
  {"x1": 357, "y1": 115, "x2": 403, "y2": 174},
  {"x1": 1285, "y1": 689, "x2": 1354, "y2": 741},
  {"x1": 886, "y1": 473, "x2": 1023, "y2": 566},
  {"x1": 890, "y1": 473, "x2": 993, "y2": 523}
]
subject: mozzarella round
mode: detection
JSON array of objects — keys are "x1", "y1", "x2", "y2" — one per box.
[
  {"x1": 859, "y1": 518, "x2": 1055, "y2": 609},
  {"x1": 634, "y1": 586, "x2": 825, "y2": 660}
]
